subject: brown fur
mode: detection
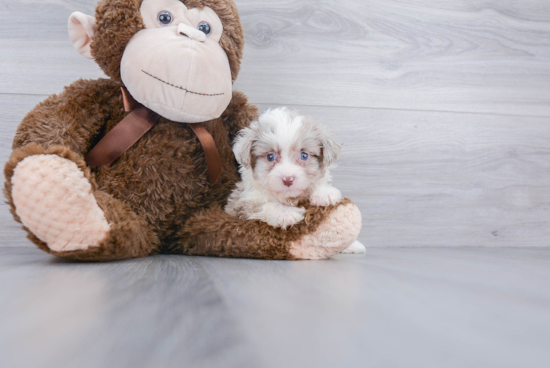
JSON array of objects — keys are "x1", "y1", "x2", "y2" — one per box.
[
  {"x1": 177, "y1": 199, "x2": 352, "y2": 260},
  {"x1": 4, "y1": 143, "x2": 160, "y2": 261},
  {"x1": 4, "y1": 0, "x2": 356, "y2": 261}
]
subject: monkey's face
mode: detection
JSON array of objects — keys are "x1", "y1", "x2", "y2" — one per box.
[{"x1": 119, "y1": 0, "x2": 232, "y2": 123}]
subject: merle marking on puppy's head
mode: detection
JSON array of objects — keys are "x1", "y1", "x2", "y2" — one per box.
[{"x1": 233, "y1": 107, "x2": 342, "y2": 200}]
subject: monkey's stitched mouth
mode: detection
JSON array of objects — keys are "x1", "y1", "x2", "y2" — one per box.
[{"x1": 142, "y1": 70, "x2": 225, "y2": 97}]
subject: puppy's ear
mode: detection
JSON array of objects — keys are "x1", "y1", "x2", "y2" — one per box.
[
  {"x1": 232, "y1": 126, "x2": 257, "y2": 168},
  {"x1": 320, "y1": 130, "x2": 342, "y2": 167}
]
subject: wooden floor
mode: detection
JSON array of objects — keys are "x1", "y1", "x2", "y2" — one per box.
[
  {"x1": 1, "y1": 247, "x2": 549, "y2": 368},
  {"x1": 1, "y1": 1, "x2": 550, "y2": 367},
  {"x1": 1, "y1": 0, "x2": 550, "y2": 247}
]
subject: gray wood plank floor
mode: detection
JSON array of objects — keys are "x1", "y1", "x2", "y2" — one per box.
[
  {"x1": 3, "y1": 93, "x2": 550, "y2": 247},
  {"x1": 2, "y1": 2, "x2": 550, "y2": 367},
  {"x1": 1, "y1": 247, "x2": 549, "y2": 368},
  {"x1": 2, "y1": 1, "x2": 549, "y2": 116},
  {"x1": 236, "y1": 0, "x2": 550, "y2": 117},
  {"x1": 2, "y1": 0, "x2": 550, "y2": 248}
]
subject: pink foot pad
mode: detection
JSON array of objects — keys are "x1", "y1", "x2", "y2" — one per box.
[{"x1": 11, "y1": 154, "x2": 110, "y2": 252}]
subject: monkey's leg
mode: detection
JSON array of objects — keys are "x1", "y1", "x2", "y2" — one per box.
[
  {"x1": 174, "y1": 198, "x2": 361, "y2": 260},
  {"x1": 4, "y1": 144, "x2": 159, "y2": 261}
]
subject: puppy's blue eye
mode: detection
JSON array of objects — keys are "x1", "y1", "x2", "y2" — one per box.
[
  {"x1": 300, "y1": 152, "x2": 309, "y2": 161},
  {"x1": 267, "y1": 154, "x2": 276, "y2": 162}
]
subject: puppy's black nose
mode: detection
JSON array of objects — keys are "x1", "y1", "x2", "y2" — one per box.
[{"x1": 282, "y1": 176, "x2": 295, "y2": 187}]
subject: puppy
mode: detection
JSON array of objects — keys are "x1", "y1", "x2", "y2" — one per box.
[{"x1": 225, "y1": 107, "x2": 344, "y2": 229}]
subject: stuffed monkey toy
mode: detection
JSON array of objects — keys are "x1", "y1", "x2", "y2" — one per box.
[{"x1": 3, "y1": 0, "x2": 362, "y2": 261}]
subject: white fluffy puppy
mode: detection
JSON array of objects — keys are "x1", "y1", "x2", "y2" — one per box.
[
  {"x1": 225, "y1": 107, "x2": 342, "y2": 229},
  {"x1": 226, "y1": 108, "x2": 366, "y2": 254}
]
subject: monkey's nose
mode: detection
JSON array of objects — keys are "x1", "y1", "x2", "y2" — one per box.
[
  {"x1": 177, "y1": 23, "x2": 206, "y2": 42},
  {"x1": 282, "y1": 177, "x2": 295, "y2": 187}
]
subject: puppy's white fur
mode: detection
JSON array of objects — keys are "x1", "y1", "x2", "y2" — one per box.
[{"x1": 225, "y1": 107, "x2": 343, "y2": 229}]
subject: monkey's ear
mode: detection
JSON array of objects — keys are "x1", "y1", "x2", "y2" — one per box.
[
  {"x1": 68, "y1": 12, "x2": 96, "y2": 59},
  {"x1": 232, "y1": 127, "x2": 256, "y2": 169}
]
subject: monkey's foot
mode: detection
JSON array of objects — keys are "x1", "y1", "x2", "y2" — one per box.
[
  {"x1": 341, "y1": 240, "x2": 366, "y2": 254},
  {"x1": 289, "y1": 201, "x2": 362, "y2": 259},
  {"x1": 11, "y1": 154, "x2": 110, "y2": 252}
]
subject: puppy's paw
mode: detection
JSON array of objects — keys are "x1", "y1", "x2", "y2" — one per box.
[
  {"x1": 341, "y1": 241, "x2": 366, "y2": 254},
  {"x1": 310, "y1": 186, "x2": 343, "y2": 206},
  {"x1": 267, "y1": 206, "x2": 306, "y2": 229}
]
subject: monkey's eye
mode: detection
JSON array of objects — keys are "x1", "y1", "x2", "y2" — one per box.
[
  {"x1": 300, "y1": 152, "x2": 309, "y2": 161},
  {"x1": 267, "y1": 153, "x2": 276, "y2": 162},
  {"x1": 157, "y1": 11, "x2": 173, "y2": 26},
  {"x1": 197, "y1": 21, "x2": 212, "y2": 36}
]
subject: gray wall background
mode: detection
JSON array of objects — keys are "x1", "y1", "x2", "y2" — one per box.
[{"x1": 1, "y1": 0, "x2": 549, "y2": 247}]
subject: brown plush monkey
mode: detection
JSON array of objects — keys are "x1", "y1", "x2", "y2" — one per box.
[{"x1": 3, "y1": 0, "x2": 362, "y2": 261}]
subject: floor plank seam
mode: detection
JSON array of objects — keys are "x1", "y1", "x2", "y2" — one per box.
[
  {"x1": 252, "y1": 101, "x2": 550, "y2": 119},
  {"x1": 2, "y1": 95, "x2": 549, "y2": 120}
]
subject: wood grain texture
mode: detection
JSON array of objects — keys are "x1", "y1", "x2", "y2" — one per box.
[
  {"x1": 1, "y1": 0, "x2": 550, "y2": 248},
  {"x1": 0, "y1": 94, "x2": 47, "y2": 247},
  {"x1": 3, "y1": 99, "x2": 550, "y2": 248},
  {"x1": 2, "y1": 1, "x2": 550, "y2": 366},
  {"x1": 1, "y1": 0, "x2": 549, "y2": 116},
  {"x1": 0, "y1": 248, "x2": 261, "y2": 368},
  {"x1": 257, "y1": 103, "x2": 550, "y2": 247},
  {"x1": 1, "y1": 247, "x2": 549, "y2": 368},
  {"x1": 235, "y1": 0, "x2": 550, "y2": 116},
  {"x1": 0, "y1": 0, "x2": 105, "y2": 96}
]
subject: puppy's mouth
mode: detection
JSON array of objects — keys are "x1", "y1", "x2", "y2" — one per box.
[
  {"x1": 273, "y1": 186, "x2": 307, "y2": 200},
  {"x1": 142, "y1": 70, "x2": 225, "y2": 97}
]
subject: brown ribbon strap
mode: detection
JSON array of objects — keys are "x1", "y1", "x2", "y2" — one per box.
[
  {"x1": 85, "y1": 106, "x2": 160, "y2": 167},
  {"x1": 121, "y1": 86, "x2": 140, "y2": 112},
  {"x1": 85, "y1": 87, "x2": 223, "y2": 186},
  {"x1": 189, "y1": 123, "x2": 223, "y2": 185}
]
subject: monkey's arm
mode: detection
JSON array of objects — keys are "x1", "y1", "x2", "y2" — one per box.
[
  {"x1": 13, "y1": 78, "x2": 123, "y2": 154},
  {"x1": 221, "y1": 91, "x2": 259, "y2": 145},
  {"x1": 176, "y1": 198, "x2": 361, "y2": 260}
]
